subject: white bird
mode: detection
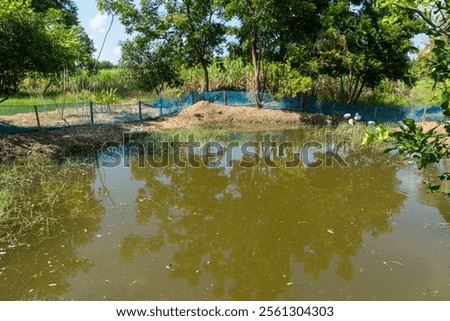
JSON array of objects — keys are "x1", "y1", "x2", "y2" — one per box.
[
  {"x1": 348, "y1": 118, "x2": 355, "y2": 126},
  {"x1": 367, "y1": 120, "x2": 375, "y2": 125},
  {"x1": 354, "y1": 113, "x2": 361, "y2": 122},
  {"x1": 343, "y1": 113, "x2": 351, "y2": 119}
]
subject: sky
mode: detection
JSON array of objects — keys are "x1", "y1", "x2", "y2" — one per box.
[{"x1": 76, "y1": 0, "x2": 128, "y2": 64}]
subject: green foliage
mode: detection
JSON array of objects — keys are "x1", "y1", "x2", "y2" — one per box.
[
  {"x1": 378, "y1": 0, "x2": 450, "y2": 196},
  {"x1": 224, "y1": 0, "x2": 323, "y2": 95},
  {"x1": 29, "y1": 0, "x2": 94, "y2": 57},
  {"x1": 30, "y1": 0, "x2": 79, "y2": 27},
  {"x1": 389, "y1": 119, "x2": 449, "y2": 195},
  {"x1": 120, "y1": 40, "x2": 179, "y2": 97},
  {"x1": 96, "y1": 61, "x2": 117, "y2": 70},
  {"x1": 93, "y1": 88, "x2": 118, "y2": 105},
  {"x1": 267, "y1": 62, "x2": 312, "y2": 111},
  {"x1": 0, "y1": 154, "x2": 101, "y2": 246},
  {"x1": 98, "y1": 0, "x2": 226, "y2": 92},
  {"x1": 371, "y1": 79, "x2": 412, "y2": 105},
  {"x1": 363, "y1": 119, "x2": 449, "y2": 195},
  {"x1": 362, "y1": 125, "x2": 390, "y2": 145},
  {"x1": 0, "y1": 0, "x2": 92, "y2": 103},
  {"x1": 280, "y1": 71, "x2": 312, "y2": 99},
  {"x1": 180, "y1": 58, "x2": 253, "y2": 92},
  {"x1": 315, "y1": 0, "x2": 423, "y2": 104},
  {"x1": 388, "y1": 119, "x2": 449, "y2": 168}
]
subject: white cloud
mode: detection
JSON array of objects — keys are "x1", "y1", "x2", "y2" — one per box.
[
  {"x1": 89, "y1": 13, "x2": 107, "y2": 33},
  {"x1": 114, "y1": 46, "x2": 122, "y2": 57}
]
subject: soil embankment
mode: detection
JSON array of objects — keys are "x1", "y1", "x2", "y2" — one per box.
[{"x1": 0, "y1": 101, "x2": 333, "y2": 161}]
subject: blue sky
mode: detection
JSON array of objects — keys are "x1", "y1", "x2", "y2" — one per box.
[{"x1": 76, "y1": 1, "x2": 128, "y2": 64}]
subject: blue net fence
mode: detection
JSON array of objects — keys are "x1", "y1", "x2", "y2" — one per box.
[
  {"x1": 1, "y1": 91, "x2": 448, "y2": 134},
  {"x1": 0, "y1": 100, "x2": 159, "y2": 134},
  {"x1": 143, "y1": 91, "x2": 448, "y2": 123}
]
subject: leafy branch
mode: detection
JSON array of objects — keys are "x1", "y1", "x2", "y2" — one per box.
[{"x1": 363, "y1": 120, "x2": 450, "y2": 196}]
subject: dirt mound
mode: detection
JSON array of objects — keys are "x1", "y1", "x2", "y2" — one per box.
[{"x1": 157, "y1": 101, "x2": 331, "y2": 130}]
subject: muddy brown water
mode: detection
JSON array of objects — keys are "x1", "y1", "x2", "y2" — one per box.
[{"x1": 0, "y1": 130, "x2": 449, "y2": 300}]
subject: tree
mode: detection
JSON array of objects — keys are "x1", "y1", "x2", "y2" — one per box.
[
  {"x1": 315, "y1": 0, "x2": 423, "y2": 104},
  {"x1": 368, "y1": 0, "x2": 450, "y2": 196},
  {"x1": 30, "y1": 0, "x2": 94, "y2": 80},
  {"x1": 97, "y1": 0, "x2": 226, "y2": 92},
  {"x1": 0, "y1": 0, "x2": 92, "y2": 103},
  {"x1": 30, "y1": 0, "x2": 79, "y2": 26},
  {"x1": 223, "y1": 0, "x2": 273, "y2": 104},
  {"x1": 120, "y1": 39, "x2": 179, "y2": 98},
  {"x1": 224, "y1": 0, "x2": 324, "y2": 105},
  {"x1": 267, "y1": 45, "x2": 318, "y2": 111}
]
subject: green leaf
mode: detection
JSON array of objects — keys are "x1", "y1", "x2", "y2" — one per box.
[
  {"x1": 439, "y1": 172, "x2": 450, "y2": 181},
  {"x1": 361, "y1": 125, "x2": 389, "y2": 145},
  {"x1": 402, "y1": 118, "x2": 416, "y2": 127},
  {"x1": 424, "y1": 181, "x2": 441, "y2": 193},
  {"x1": 434, "y1": 39, "x2": 446, "y2": 48}
]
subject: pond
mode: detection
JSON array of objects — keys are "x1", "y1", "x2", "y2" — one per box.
[{"x1": 0, "y1": 129, "x2": 449, "y2": 300}]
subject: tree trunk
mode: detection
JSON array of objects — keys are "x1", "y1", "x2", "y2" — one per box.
[
  {"x1": 200, "y1": 58, "x2": 210, "y2": 92},
  {"x1": 155, "y1": 86, "x2": 162, "y2": 99},
  {"x1": 194, "y1": 47, "x2": 210, "y2": 93},
  {"x1": 43, "y1": 78, "x2": 53, "y2": 96},
  {"x1": 352, "y1": 79, "x2": 366, "y2": 104},
  {"x1": 251, "y1": 29, "x2": 262, "y2": 107},
  {"x1": 339, "y1": 76, "x2": 344, "y2": 102},
  {"x1": 348, "y1": 76, "x2": 361, "y2": 104}
]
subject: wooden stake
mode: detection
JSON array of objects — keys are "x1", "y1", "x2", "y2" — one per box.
[{"x1": 34, "y1": 105, "x2": 41, "y2": 128}]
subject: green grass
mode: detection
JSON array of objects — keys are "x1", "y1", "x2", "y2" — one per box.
[
  {"x1": 0, "y1": 90, "x2": 159, "y2": 116},
  {"x1": 0, "y1": 154, "x2": 101, "y2": 247},
  {"x1": 408, "y1": 78, "x2": 443, "y2": 105},
  {"x1": 0, "y1": 68, "x2": 160, "y2": 115}
]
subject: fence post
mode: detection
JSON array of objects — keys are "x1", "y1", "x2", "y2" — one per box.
[
  {"x1": 89, "y1": 101, "x2": 94, "y2": 125},
  {"x1": 223, "y1": 91, "x2": 227, "y2": 105},
  {"x1": 34, "y1": 105, "x2": 41, "y2": 128},
  {"x1": 422, "y1": 105, "x2": 428, "y2": 122},
  {"x1": 138, "y1": 101, "x2": 142, "y2": 120}
]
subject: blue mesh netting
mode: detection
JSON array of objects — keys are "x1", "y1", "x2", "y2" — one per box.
[
  {"x1": 2, "y1": 91, "x2": 447, "y2": 134},
  {"x1": 303, "y1": 100, "x2": 447, "y2": 123},
  {"x1": 141, "y1": 91, "x2": 448, "y2": 123}
]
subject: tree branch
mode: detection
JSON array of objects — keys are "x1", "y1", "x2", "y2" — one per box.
[{"x1": 393, "y1": 3, "x2": 450, "y2": 37}]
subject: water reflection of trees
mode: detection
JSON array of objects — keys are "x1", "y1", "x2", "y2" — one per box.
[
  {"x1": 0, "y1": 165, "x2": 103, "y2": 300},
  {"x1": 123, "y1": 150, "x2": 406, "y2": 300}
]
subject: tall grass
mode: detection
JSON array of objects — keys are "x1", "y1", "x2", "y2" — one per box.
[
  {"x1": 0, "y1": 154, "x2": 101, "y2": 247},
  {"x1": 0, "y1": 69, "x2": 148, "y2": 108},
  {"x1": 180, "y1": 58, "x2": 254, "y2": 92}
]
